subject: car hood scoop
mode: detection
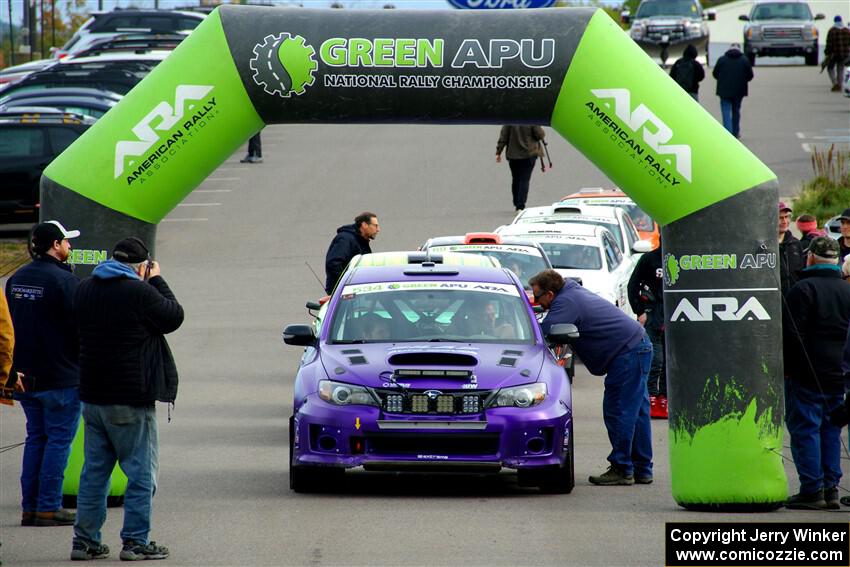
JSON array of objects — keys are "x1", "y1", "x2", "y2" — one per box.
[{"x1": 387, "y1": 352, "x2": 477, "y2": 367}]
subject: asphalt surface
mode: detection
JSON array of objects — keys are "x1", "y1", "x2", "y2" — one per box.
[{"x1": 1, "y1": 65, "x2": 848, "y2": 566}]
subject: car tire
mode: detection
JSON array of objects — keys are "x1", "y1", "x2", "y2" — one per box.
[
  {"x1": 538, "y1": 427, "x2": 575, "y2": 494},
  {"x1": 804, "y1": 44, "x2": 818, "y2": 66}
]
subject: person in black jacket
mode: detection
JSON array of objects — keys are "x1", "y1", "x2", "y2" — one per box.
[
  {"x1": 783, "y1": 237, "x2": 850, "y2": 511},
  {"x1": 712, "y1": 43, "x2": 753, "y2": 138},
  {"x1": 71, "y1": 237, "x2": 183, "y2": 562},
  {"x1": 7, "y1": 221, "x2": 81, "y2": 528},
  {"x1": 778, "y1": 202, "x2": 805, "y2": 295},
  {"x1": 324, "y1": 212, "x2": 380, "y2": 294},
  {"x1": 669, "y1": 44, "x2": 705, "y2": 101},
  {"x1": 627, "y1": 244, "x2": 667, "y2": 419}
]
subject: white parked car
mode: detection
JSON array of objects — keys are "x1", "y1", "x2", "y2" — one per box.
[
  {"x1": 496, "y1": 223, "x2": 637, "y2": 315},
  {"x1": 507, "y1": 203, "x2": 653, "y2": 261}
]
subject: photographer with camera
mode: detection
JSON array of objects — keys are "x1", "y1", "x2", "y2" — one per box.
[
  {"x1": 783, "y1": 237, "x2": 850, "y2": 511},
  {"x1": 627, "y1": 242, "x2": 666, "y2": 419},
  {"x1": 6, "y1": 221, "x2": 82, "y2": 528},
  {"x1": 71, "y1": 237, "x2": 184, "y2": 561}
]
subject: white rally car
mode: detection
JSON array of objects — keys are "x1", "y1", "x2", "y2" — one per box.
[
  {"x1": 496, "y1": 223, "x2": 637, "y2": 315},
  {"x1": 508, "y1": 203, "x2": 653, "y2": 261}
]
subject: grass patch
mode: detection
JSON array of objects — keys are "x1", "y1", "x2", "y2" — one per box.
[
  {"x1": 0, "y1": 241, "x2": 31, "y2": 277},
  {"x1": 791, "y1": 145, "x2": 850, "y2": 224}
]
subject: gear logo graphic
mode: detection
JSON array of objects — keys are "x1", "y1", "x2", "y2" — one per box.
[{"x1": 249, "y1": 33, "x2": 317, "y2": 98}]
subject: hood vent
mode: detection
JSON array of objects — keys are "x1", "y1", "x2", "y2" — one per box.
[
  {"x1": 341, "y1": 348, "x2": 367, "y2": 365},
  {"x1": 498, "y1": 350, "x2": 523, "y2": 368},
  {"x1": 388, "y1": 352, "x2": 477, "y2": 367}
]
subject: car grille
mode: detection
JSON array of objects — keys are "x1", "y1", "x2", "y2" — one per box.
[
  {"x1": 763, "y1": 27, "x2": 803, "y2": 40},
  {"x1": 374, "y1": 388, "x2": 493, "y2": 415},
  {"x1": 646, "y1": 24, "x2": 685, "y2": 41},
  {"x1": 365, "y1": 432, "x2": 500, "y2": 455}
]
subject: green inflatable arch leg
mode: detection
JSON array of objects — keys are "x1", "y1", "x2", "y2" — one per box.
[{"x1": 42, "y1": 6, "x2": 784, "y2": 509}]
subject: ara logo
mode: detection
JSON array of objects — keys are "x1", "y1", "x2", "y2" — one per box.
[
  {"x1": 114, "y1": 85, "x2": 214, "y2": 179},
  {"x1": 590, "y1": 88, "x2": 692, "y2": 183},
  {"x1": 250, "y1": 33, "x2": 318, "y2": 98},
  {"x1": 670, "y1": 297, "x2": 771, "y2": 322}
]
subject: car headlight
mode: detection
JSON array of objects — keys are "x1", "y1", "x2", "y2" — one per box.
[
  {"x1": 490, "y1": 383, "x2": 547, "y2": 408},
  {"x1": 805, "y1": 26, "x2": 817, "y2": 40},
  {"x1": 318, "y1": 380, "x2": 379, "y2": 407},
  {"x1": 746, "y1": 26, "x2": 762, "y2": 39},
  {"x1": 686, "y1": 22, "x2": 703, "y2": 37},
  {"x1": 630, "y1": 24, "x2": 644, "y2": 38}
]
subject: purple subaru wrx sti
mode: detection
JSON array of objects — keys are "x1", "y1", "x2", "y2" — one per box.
[{"x1": 283, "y1": 255, "x2": 577, "y2": 493}]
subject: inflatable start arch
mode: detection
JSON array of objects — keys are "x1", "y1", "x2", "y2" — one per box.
[{"x1": 42, "y1": 6, "x2": 784, "y2": 509}]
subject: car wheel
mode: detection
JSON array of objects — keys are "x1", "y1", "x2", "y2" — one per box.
[
  {"x1": 805, "y1": 44, "x2": 818, "y2": 66},
  {"x1": 538, "y1": 427, "x2": 575, "y2": 494}
]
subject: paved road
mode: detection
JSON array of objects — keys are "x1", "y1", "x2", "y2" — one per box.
[{"x1": 1, "y1": 65, "x2": 847, "y2": 566}]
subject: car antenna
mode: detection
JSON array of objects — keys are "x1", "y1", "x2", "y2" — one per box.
[{"x1": 304, "y1": 261, "x2": 325, "y2": 292}]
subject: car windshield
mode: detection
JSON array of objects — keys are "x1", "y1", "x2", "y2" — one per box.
[
  {"x1": 619, "y1": 204, "x2": 655, "y2": 232},
  {"x1": 751, "y1": 3, "x2": 812, "y2": 20},
  {"x1": 426, "y1": 245, "x2": 548, "y2": 284},
  {"x1": 516, "y1": 216, "x2": 624, "y2": 250},
  {"x1": 636, "y1": 0, "x2": 700, "y2": 17},
  {"x1": 537, "y1": 242, "x2": 603, "y2": 270},
  {"x1": 328, "y1": 283, "x2": 535, "y2": 344}
]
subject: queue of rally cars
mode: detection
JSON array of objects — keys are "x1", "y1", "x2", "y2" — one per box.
[{"x1": 282, "y1": 190, "x2": 658, "y2": 493}]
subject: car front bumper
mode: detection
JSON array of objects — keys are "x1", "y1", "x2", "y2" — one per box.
[{"x1": 292, "y1": 394, "x2": 572, "y2": 471}]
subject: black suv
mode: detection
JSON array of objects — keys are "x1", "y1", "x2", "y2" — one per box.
[{"x1": 0, "y1": 109, "x2": 94, "y2": 223}]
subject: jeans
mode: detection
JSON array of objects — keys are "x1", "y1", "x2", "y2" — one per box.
[
  {"x1": 74, "y1": 403, "x2": 158, "y2": 546},
  {"x1": 16, "y1": 387, "x2": 81, "y2": 512},
  {"x1": 247, "y1": 133, "x2": 262, "y2": 158},
  {"x1": 508, "y1": 157, "x2": 536, "y2": 209},
  {"x1": 603, "y1": 334, "x2": 653, "y2": 477},
  {"x1": 646, "y1": 324, "x2": 666, "y2": 397},
  {"x1": 719, "y1": 97, "x2": 743, "y2": 138},
  {"x1": 785, "y1": 380, "x2": 843, "y2": 495}
]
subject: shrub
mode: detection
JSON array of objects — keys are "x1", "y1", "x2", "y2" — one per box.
[{"x1": 791, "y1": 145, "x2": 850, "y2": 225}]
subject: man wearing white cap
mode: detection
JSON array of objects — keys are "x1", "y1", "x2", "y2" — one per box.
[{"x1": 6, "y1": 220, "x2": 82, "y2": 527}]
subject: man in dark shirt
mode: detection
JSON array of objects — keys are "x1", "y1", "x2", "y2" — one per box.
[
  {"x1": 530, "y1": 269, "x2": 653, "y2": 486},
  {"x1": 836, "y1": 208, "x2": 850, "y2": 265},
  {"x1": 7, "y1": 221, "x2": 81, "y2": 527},
  {"x1": 778, "y1": 202, "x2": 805, "y2": 295},
  {"x1": 324, "y1": 212, "x2": 379, "y2": 294}
]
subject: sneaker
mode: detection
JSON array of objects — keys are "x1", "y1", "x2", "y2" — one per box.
[
  {"x1": 635, "y1": 475, "x2": 654, "y2": 485},
  {"x1": 824, "y1": 487, "x2": 840, "y2": 510},
  {"x1": 71, "y1": 540, "x2": 110, "y2": 561},
  {"x1": 21, "y1": 511, "x2": 35, "y2": 526},
  {"x1": 120, "y1": 540, "x2": 169, "y2": 561},
  {"x1": 785, "y1": 490, "x2": 828, "y2": 510},
  {"x1": 239, "y1": 155, "x2": 252, "y2": 163},
  {"x1": 657, "y1": 395, "x2": 668, "y2": 419},
  {"x1": 33, "y1": 508, "x2": 75, "y2": 526},
  {"x1": 831, "y1": 84, "x2": 841, "y2": 92},
  {"x1": 589, "y1": 465, "x2": 634, "y2": 486},
  {"x1": 841, "y1": 496, "x2": 850, "y2": 507}
]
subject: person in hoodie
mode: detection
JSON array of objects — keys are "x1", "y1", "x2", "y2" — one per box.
[
  {"x1": 669, "y1": 44, "x2": 705, "y2": 101},
  {"x1": 71, "y1": 237, "x2": 183, "y2": 562},
  {"x1": 529, "y1": 269, "x2": 653, "y2": 487},
  {"x1": 6, "y1": 221, "x2": 81, "y2": 528},
  {"x1": 324, "y1": 212, "x2": 380, "y2": 294},
  {"x1": 783, "y1": 237, "x2": 850, "y2": 511},
  {"x1": 779, "y1": 202, "x2": 805, "y2": 296},
  {"x1": 712, "y1": 43, "x2": 753, "y2": 138}
]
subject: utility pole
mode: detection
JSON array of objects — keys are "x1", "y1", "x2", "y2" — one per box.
[{"x1": 7, "y1": 0, "x2": 14, "y2": 65}]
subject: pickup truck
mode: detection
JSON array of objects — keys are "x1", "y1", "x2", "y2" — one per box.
[{"x1": 739, "y1": 0, "x2": 824, "y2": 66}]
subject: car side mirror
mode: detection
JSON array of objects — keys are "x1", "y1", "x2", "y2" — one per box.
[
  {"x1": 305, "y1": 301, "x2": 321, "y2": 311},
  {"x1": 632, "y1": 240, "x2": 654, "y2": 254},
  {"x1": 283, "y1": 324, "x2": 316, "y2": 347},
  {"x1": 705, "y1": 10, "x2": 716, "y2": 21},
  {"x1": 547, "y1": 323, "x2": 580, "y2": 345},
  {"x1": 738, "y1": 14, "x2": 749, "y2": 21},
  {"x1": 620, "y1": 10, "x2": 631, "y2": 24},
  {"x1": 814, "y1": 13, "x2": 825, "y2": 20}
]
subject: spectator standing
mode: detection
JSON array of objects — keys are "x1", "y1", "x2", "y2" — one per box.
[
  {"x1": 712, "y1": 43, "x2": 753, "y2": 138},
  {"x1": 496, "y1": 125, "x2": 546, "y2": 212},
  {"x1": 0, "y1": 288, "x2": 14, "y2": 391},
  {"x1": 795, "y1": 214, "x2": 826, "y2": 249},
  {"x1": 7, "y1": 221, "x2": 81, "y2": 527},
  {"x1": 71, "y1": 237, "x2": 184, "y2": 561},
  {"x1": 824, "y1": 16, "x2": 850, "y2": 92},
  {"x1": 778, "y1": 202, "x2": 805, "y2": 295},
  {"x1": 240, "y1": 131, "x2": 263, "y2": 164},
  {"x1": 669, "y1": 44, "x2": 705, "y2": 101},
  {"x1": 836, "y1": 208, "x2": 850, "y2": 264},
  {"x1": 783, "y1": 237, "x2": 850, "y2": 510},
  {"x1": 627, "y1": 243, "x2": 667, "y2": 419},
  {"x1": 530, "y1": 270, "x2": 653, "y2": 485},
  {"x1": 324, "y1": 212, "x2": 379, "y2": 294}
]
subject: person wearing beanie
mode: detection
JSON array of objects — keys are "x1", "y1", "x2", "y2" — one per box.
[
  {"x1": 669, "y1": 43, "x2": 705, "y2": 100},
  {"x1": 778, "y1": 202, "x2": 805, "y2": 295},
  {"x1": 6, "y1": 220, "x2": 82, "y2": 528},
  {"x1": 796, "y1": 214, "x2": 826, "y2": 248},
  {"x1": 71, "y1": 237, "x2": 183, "y2": 561},
  {"x1": 825, "y1": 15, "x2": 850, "y2": 92},
  {"x1": 712, "y1": 42, "x2": 753, "y2": 138}
]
